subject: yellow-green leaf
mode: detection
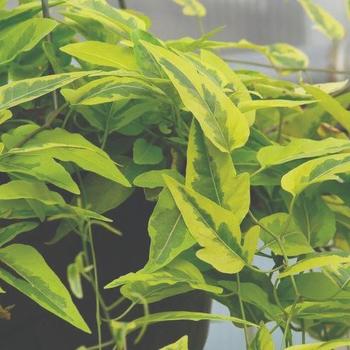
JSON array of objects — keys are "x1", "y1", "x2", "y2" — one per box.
[
  {"x1": 0, "y1": 244, "x2": 90, "y2": 333},
  {"x1": 199, "y1": 49, "x2": 255, "y2": 125},
  {"x1": 173, "y1": 0, "x2": 206, "y2": 17},
  {"x1": 281, "y1": 153, "x2": 350, "y2": 197},
  {"x1": 186, "y1": 120, "x2": 250, "y2": 221},
  {"x1": 279, "y1": 253, "x2": 350, "y2": 278},
  {"x1": 286, "y1": 338, "x2": 350, "y2": 349},
  {"x1": 303, "y1": 84, "x2": 350, "y2": 134},
  {"x1": 250, "y1": 324, "x2": 275, "y2": 350},
  {"x1": 0, "y1": 71, "x2": 92, "y2": 111},
  {"x1": 239, "y1": 99, "x2": 315, "y2": 113},
  {"x1": 143, "y1": 42, "x2": 249, "y2": 152},
  {"x1": 62, "y1": 76, "x2": 166, "y2": 105},
  {"x1": 258, "y1": 137, "x2": 350, "y2": 168},
  {"x1": 161, "y1": 336, "x2": 188, "y2": 350},
  {"x1": 164, "y1": 175, "x2": 246, "y2": 274},
  {"x1": 0, "y1": 18, "x2": 57, "y2": 66},
  {"x1": 298, "y1": 0, "x2": 345, "y2": 40},
  {"x1": 60, "y1": 41, "x2": 138, "y2": 70}
]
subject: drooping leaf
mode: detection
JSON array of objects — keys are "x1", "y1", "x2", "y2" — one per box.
[
  {"x1": 0, "y1": 18, "x2": 57, "y2": 66},
  {"x1": 303, "y1": 84, "x2": 350, "y2": 134},
  {"x1": 133, "y1": 138, "x2": 163, "y2": 165},
  {"x1": 259, "y1": 213, "x2": 313, "y2": 256},
  {"x1": 257, "y1": 137, "x2": 350, "y2": 168},
  {"x1": 0, "y1": 244, "x2": 90, "y2": 333},
  {"x1": 186, "y1": 120, "x2": 250, "y2": 221},
  {"x1": 164, "y1": 175, "x2": 246, "y2": 274},
  {"x1": 298, "y1": 0, "x2": 345, "y2": 40},
  {"x1": 0, "y1": 71, "x2": 92, "y2": 111},
  {"x1": 62, "y1": 76, "x2": 166, "y2": 106},
  {"x1": 60, "y1": 41, "x2": 138, "y2": 70},
  {"x1": 2, "y1": 126, "x2": 130, "y2": 188},
  {"x1": 146, "y1": 188, "x2": 194, "y2": 271},
  {"x1": 66, "y1": 0, "x2": 147, "y2": 38},
  {"x1": 199, "y1": 49, "x2": 255, "y2": 125},
  {"x1": 161, "y1": 336, "x2": 188, "y2": 350},
  {"x1": 143, "y1": 42, "x2": 250, "y2": 152},
  {"x1": 121, "y1": 311, "x2": 257, "y2": 334},
  {"x1": 173, "y1": 0, "x2": 206, "y2": 17},
  {"x1": 0, "y1": 222, "x2": 38, "y2": 247},
  {"x1": 106, "y1": 259, "x2": 222, "y2": 303},
  {"x1": 281, "y1": 153, "x2": 350, "y2": 197},
  {"x1": 131, "y1": 29, "x2": 165, "y2": 78},
  {"x1": 279, "y1": 253, "x2": 350, "y2": 278},
  {"x1": 239, "y1": 99, "x2": 315, "y2": 113}
]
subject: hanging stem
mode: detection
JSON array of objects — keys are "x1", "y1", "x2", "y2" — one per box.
[
  {"x1": 41, "y1": 0, "x2": 58, "y2": 109},
  {"x1": 88, "y1": 223, "x2": 103, "y2": 350},
  {"x1": 237, "y1": 273, "x2": 249, "y2": 349},
  {"x1": 223, "y1": 57, "x2": 350, "y2": 76}
]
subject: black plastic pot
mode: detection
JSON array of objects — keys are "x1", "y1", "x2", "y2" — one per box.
[{"x1": 0, "y1": 191, "x2": 211, "y2": 350}]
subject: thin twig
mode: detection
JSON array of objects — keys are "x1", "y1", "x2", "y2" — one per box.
[
  {"x1": 13, "y1": 103, "x2": 68, "y2": 148},
  {"x1": 41, "y1": 0, "x2": 58, "y2": 109},
  {"x1": 237, "y1": 273, "x2": 249, "y2": 349},
  {"x1": 223, "y1": 57, "x2": 350, "y2": 75}
]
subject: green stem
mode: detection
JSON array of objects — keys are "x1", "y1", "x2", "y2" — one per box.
[
  {"x1": 41, "y1": 0, "x2": 58, "y2": 109},
  {"x1": 88, "y1": 223, "x2": 103, "y2": 350},
  {"x1": 85, "y1": 340, "x2": 115, "y2": 350},
  {"x1": 237, "y1": 273, "x2": 249, "y2": 349},
  {"x1": 223, "y1": 57, "x2": 350, "y2": 75},
  {"x1": 13, "y1": 103, "x2": 68, "y2": 148}
]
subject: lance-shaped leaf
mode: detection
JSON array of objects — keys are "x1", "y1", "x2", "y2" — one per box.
[
  {"x1": 164, "y1": 176, "x2": 246, "y2": 274},
  {"x1": 186, "y1": 120, "x2": 250, "y2": 222},
  {"x1": 239, "y1": 99, "x2": 315, "y2": 113},
  {"x1": 281, "y1": 153, "x2": 350, "y2": 197},
  {"x1": 2, "y1": 126, "x2": 130, "y2": 188},
  {"x1": 0, "y1": 222, "x2": 38, "y2": 247},
  {"x1": 161, "y1": 336, "x2": 188, "y2": 350},
  {"x1": 146, "y1": 188, "x2": 194, "y2": 271},
  {"x1": 0, "y1": 244, "x2": 90, "y2": 333},
  {"x1": 257, "y1": 137, "x2": 350, "y2": 168},
  {"x1": 0, "y1": 71, "x2": 92, "y2": 111},
  {"x1": 199, "y1": 50, "x2": 255, "y2": 125},
  {"x1": 123, "y1": 311, "x2": 257, "y2": 334},
  {"x1": 279, "y1": 253, "x2": 350, "y2": 278},
  {"x1": 62, "y1": 76, "x2": 166, "y2": 106},
  {"x1": 286, "y1": 339, "x2": 350, "y2": 350},
  {"x1": 106, "y1": 259, "x2": 222, "y2": 303},
  {"x1": 0, "y1": 18, "x2": 57, "y2": 66},
  {"x1": 0, "y1": 1, "x2": 61, "y2": 31},
  {"x1": 60, "y1": 41, "x2": 138, "y2": 70},
  {"x1": 302, "y1": 84, "x2": 350, "y2": 134},
  {"x1": 298, "y1": 0, "x2": 345, "y2": 40},
  {"x1": 173, "y1": 0, "x2": 206, "y2": 17},
  {"x1": 143, "y1": 42, "x2": 249, "y2": 153},
  {"x1": 65, "y1": 0, "x2": 147, "y2": 38}
]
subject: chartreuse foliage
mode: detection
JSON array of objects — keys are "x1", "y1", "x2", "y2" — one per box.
[{"x1": 2, "y1": 0, "x2": 350, "y2": 349}]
